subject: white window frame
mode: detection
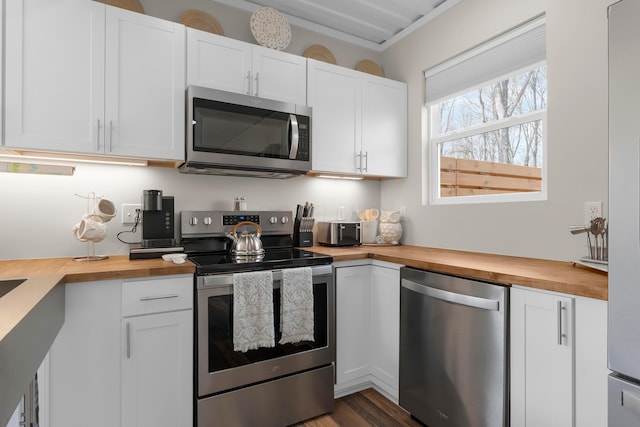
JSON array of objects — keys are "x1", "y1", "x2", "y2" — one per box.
[{"x1": 423, "y1": 17, "x2": 547, "y2": 206}]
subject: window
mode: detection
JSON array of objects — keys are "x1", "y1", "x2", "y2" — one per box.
[{"x1": 425, "y1": 16, "x2": 547, "y2": 204}]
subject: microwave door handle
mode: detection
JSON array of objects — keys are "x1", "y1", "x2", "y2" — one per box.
[{"x1": 288, "y1": 114, "x2": 299, "y2": 159}]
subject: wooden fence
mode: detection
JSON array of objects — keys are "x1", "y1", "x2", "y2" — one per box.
[{"x1": 440, "y1": 156, "x2": 542, "y2": 197}]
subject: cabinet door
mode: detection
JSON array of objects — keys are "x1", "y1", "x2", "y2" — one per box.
[
  {"x1": 186, "y1": 28, "x2": 251, "y2": 94},
  {"x1": 121, "y1": 310, "x2": 193, "y2": 427},
  {"x1": 48, "y1": 280, "x2": 121, "y2": 427},
  {"x1": 4, "y1": 0, "x2": 105, "y2": 153},
  {"x1": 575, "y1": 296, "x2": 608, "y2": 427},
  {"x1": 362, "y1": 75, "x2": 407, "y2": 177},
  {"x1": 251, "y1": 46, "x2": 307, "y2": 104},
  {"x1": 511, "y1": 287, "x2": 574, "y2": 427},
  {"x1": 370, "y1": 265, "x2": 400, "y2": 392},
  {"x1": 335, "y1": 266, "x2": 371, "y2": 384},
  {"x1": 105, "y1": 7, "x2": 185, "y2": 161},
  {"x1": 308, "y1": 59, "x2": 361, "y2": 174}
]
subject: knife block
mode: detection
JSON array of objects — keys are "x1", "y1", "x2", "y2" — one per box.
[{"x1": 294, "y1": 219, "x2": 313, "y2": 247}]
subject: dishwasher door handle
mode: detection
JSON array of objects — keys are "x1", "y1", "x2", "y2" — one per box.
[{"x1": 401, "y1": 279, "x2": 500, "y2": 311}]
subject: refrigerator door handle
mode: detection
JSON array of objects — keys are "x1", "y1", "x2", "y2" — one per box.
[{"x1": 622, "y1": 389, "x2": 640, "y2": 415}]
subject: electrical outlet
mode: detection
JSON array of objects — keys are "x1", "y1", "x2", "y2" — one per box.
[
  {"x1": 584, "y1": 201, "x2": 602, "y2": 225},
  {"x1": 122, "y1": 203, "x2": 142, "y2": 225},
  {"x1": 399, "y1": 206, "x2": 407, "y2": 219}
]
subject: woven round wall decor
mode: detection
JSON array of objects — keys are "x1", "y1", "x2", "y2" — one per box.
[{"x1": 250, "y1": 7, "x2": 291, "y2": 50}]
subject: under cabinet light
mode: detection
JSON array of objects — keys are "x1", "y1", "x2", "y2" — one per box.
[
  {"x1": 0, "y1": 152, "x2": 148, "y2": 167},
  {"x1": 315, "y1": 174, "x2": 364, "y2": 181},
  {"x1": 0, "y1": 161, "x2": 75, "y2": 176}
]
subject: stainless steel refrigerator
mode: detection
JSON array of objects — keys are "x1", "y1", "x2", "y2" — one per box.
[{"x1": 609, "y1": 0, "x2": 640, "y2": 424}]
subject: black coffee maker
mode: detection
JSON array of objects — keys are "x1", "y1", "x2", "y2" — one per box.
[{"x1": 141, "y1": 189, "x2": 176, "y2": 248}]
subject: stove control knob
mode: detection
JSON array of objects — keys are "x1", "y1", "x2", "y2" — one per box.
[
  {"x1": 203, "y1": 217, "x2": 212, "y2": 225},
  {"x1": 189, "y1": 217, "x2": 198, "y2": 226},
  {"x1": 281, "y1": 216, "x2": 289, "y2": 224},
  {"x1": 269, "y1": 216, "x2": 278, "y2": 224}
]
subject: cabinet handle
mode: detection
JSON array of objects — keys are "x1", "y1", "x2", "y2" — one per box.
[
  {"x1": 356, "y1": 151, "x2": 362, "y2": 172},
  {"x1": 108, "y1": 121, "x2": 113, "y2": 152},
  {"x1": 246, "y1": 71, "x2": 251, "y2": 95},
  {"x1": 126, "y1": 322, "x2": 131, "y2": 359},
  {"x1": 255, "y1": 72, "x2": 259, "y2": 96},
  {"x1": 557, "y1": 301, "x2": 568, "y2": 345},
  {"x1": 96, "y1": 119, "x2": 101, "y2": 151},
  {"x1": 139, "y1": 294, "x2": 179, "y2": 301},
  {"x1": 363, "y1": 151, "x2": 368, "y2": 173}
]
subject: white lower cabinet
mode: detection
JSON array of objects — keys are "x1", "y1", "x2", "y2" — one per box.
[
  {"x1": 48, "y1": 280, "x2": 122, "y2": 427},
  {"x1": 335, "y1": 261, "x2": 400, "y2": 400},
  {"x1": 336, "y1": 265, "x2": 372, "y2": 384},
  {"x1": 370, "y1": 264, "x2": 400, "y2": 392},
  {"x1": 511, "y1": 286, "x2": 608, "y2": 427},
  {"x1": 574, "y1": 294, "x2": 609, "y2": 427},
  {"x1": 121, "y1": 311, "x2": 192, "y2": 427},
  {"x1": 120, "y1": 275, "x2": 193, "y2": 427},
  {"x1": 47, "y1": 275, "x2": 193, "y2": 427}
]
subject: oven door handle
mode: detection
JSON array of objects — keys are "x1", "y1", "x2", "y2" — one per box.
[
  {"x1": 198, "y1": 264, "x2": 332, "y2": 289},
  {"x1": 288, "y1": 114, "x2": 299, "y2": 160}
]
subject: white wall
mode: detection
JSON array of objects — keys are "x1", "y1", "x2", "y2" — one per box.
[
  {"x1": 379, "y1": 0, "x2": 613, "y2": 261},
  {"x1": 0, "y1": 163, "x2": 381, "y2": 260},
  {"x1": 0, "y1": 0, "x2": 387, "y2": 261}
]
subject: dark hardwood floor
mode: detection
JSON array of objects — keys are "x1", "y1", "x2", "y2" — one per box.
[{"x1": 295, "y1": 388, "x2": 425, "y2": 427}]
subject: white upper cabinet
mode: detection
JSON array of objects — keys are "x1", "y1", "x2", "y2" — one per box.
[
  {"x1": 4, "y1": 0, "x2": 185, "y2": 161},
  {"x1": 361, "y1": 74, "x2": 407, "y2": 177},
  {"x1": 250, "y1": 45, "x2": 307, "y2": 105},
  {"x1": 105, "y1": 7, "x2": 185, "y2": 160},
  {"x1": 186, "y1": 29, "x2": 307, "y2": 105},
  {"x1": 186, "y1": 29, "x2": 251, "y2": 95},
  {"x1": 5, "y1": 0, "x2": 105, "y2": 154},
  {"x1": 307, "y1": 59, "x2": 407, "y2": 178},
  {"x1": 307, "y1": 60, "x2": 361, "y2": 174}
]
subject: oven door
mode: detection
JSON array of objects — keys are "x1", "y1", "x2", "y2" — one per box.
[{"x1": 196, "y1": 264, "x2": 334, "y2": 397}]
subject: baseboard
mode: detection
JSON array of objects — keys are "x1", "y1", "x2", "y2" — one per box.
[{"x1": 334, "y1": 375, "x2": 398, "y2": 403}]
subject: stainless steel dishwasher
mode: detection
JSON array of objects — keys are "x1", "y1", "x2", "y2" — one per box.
[{"x1": 399, "y1": 267, "x2": 509, "y2": 427}]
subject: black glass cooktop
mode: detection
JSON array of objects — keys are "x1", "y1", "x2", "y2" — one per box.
[{"x1": 188, "y1": 248, "x2": 333, "y2": 275}]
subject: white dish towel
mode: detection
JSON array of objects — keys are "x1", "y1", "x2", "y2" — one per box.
[
  {"x1": 280, "y1": 267, "x2": 315, "y2": 344},
  {"x1": 233, "y1": 270, "x2": 275, "y2": 352}
]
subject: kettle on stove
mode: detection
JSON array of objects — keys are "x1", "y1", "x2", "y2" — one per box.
[{"x1": 227, "y1": 221, "x2": 265, "y2": 260}]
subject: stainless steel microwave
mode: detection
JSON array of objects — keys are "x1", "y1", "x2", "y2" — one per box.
[{"x1": 180, "y1": 86, "x2": 312, "y2": 178}]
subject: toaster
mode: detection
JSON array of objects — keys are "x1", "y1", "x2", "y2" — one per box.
[{"x1": 317, "y1": 221, "x2": 362, "y2": 246}]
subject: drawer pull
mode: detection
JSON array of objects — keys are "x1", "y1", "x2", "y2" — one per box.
[{"x1": 139, "y1": 294, "x2": 179, "y2": 302}]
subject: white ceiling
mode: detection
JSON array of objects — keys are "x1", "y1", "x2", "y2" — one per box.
[{"x1": 212, "y1": 0, "x2": 461, "y2": 51}]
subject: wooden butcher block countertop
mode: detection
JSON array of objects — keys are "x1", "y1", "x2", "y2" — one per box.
[
  {"x1": 0, "y1": 246, "x2": 607, "y2": 344},
  {"x1": 0, "y1": 256, "x2": 195, "y2": 343},
  {"x1": 306, "y1": 245, "x2": 608, "y2": 301}
]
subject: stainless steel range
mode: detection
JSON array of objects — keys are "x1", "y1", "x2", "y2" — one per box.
[{"x1": 181, "y1": 211, "x2": 335, "y2": 427}]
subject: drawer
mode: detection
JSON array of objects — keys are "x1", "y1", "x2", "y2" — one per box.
[{"x1": 122, "y1": 274, "x2": 193, "y2": 317}]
